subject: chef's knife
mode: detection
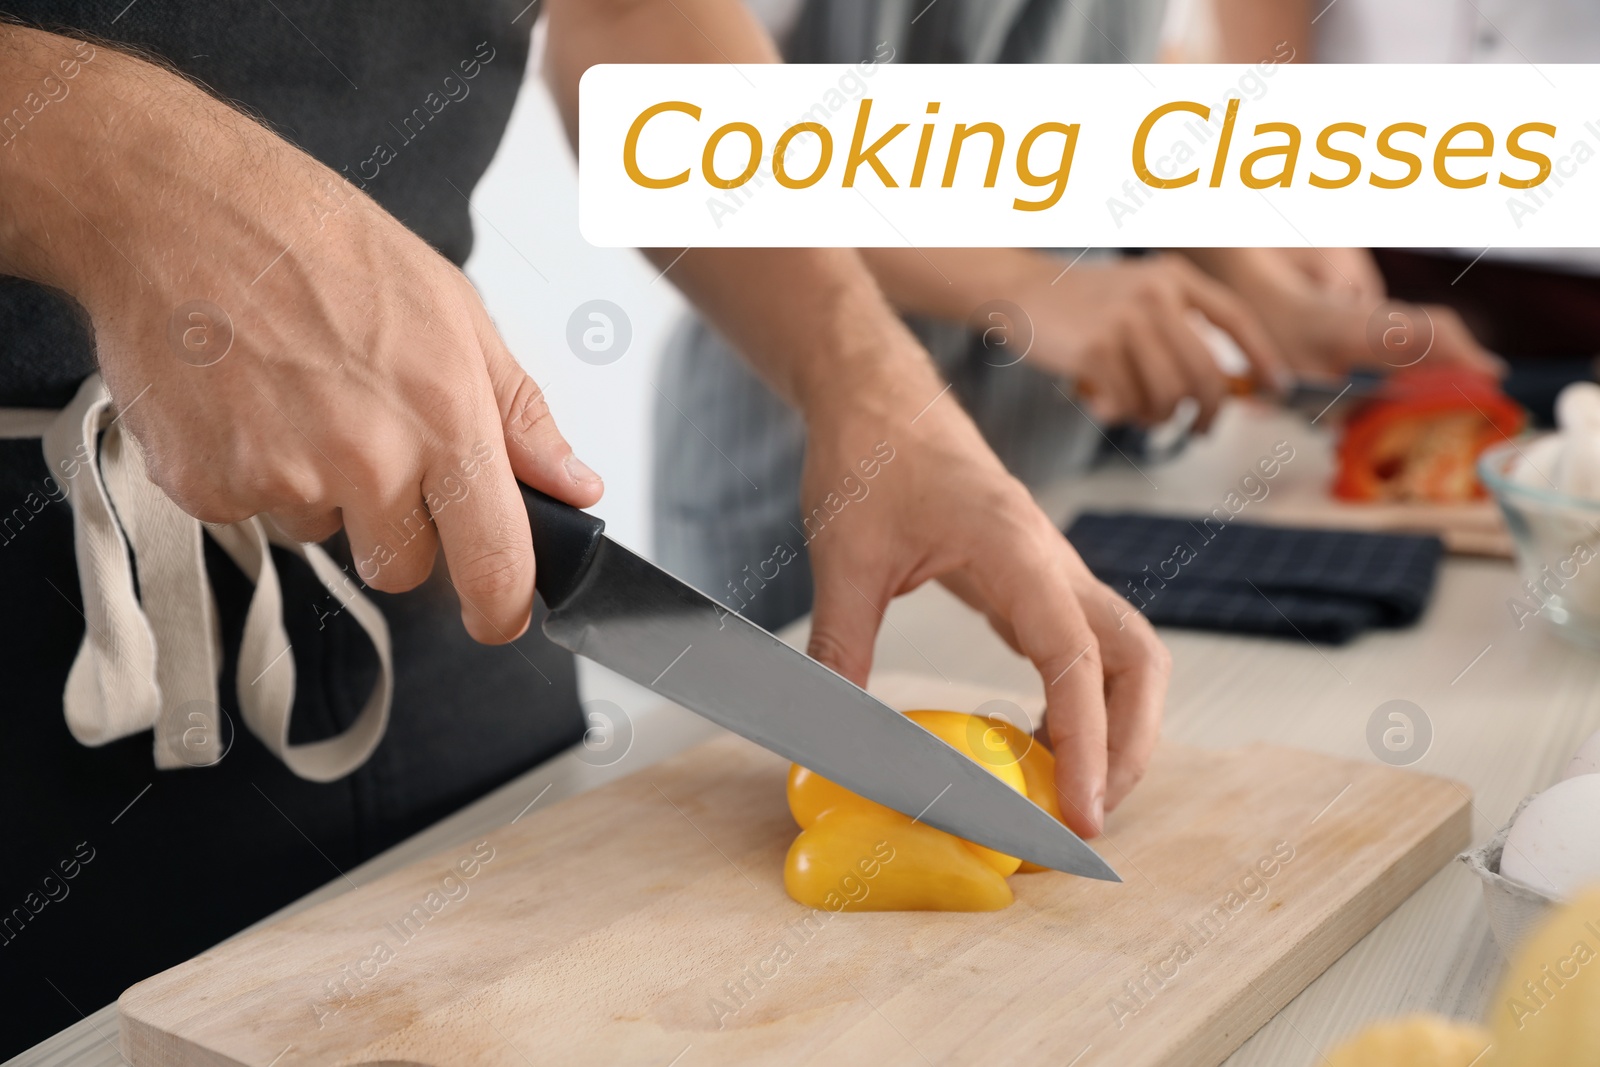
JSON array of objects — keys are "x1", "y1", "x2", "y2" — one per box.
[{"x1": 521, "y1": 485, "x2": 1119, "y2": 881}]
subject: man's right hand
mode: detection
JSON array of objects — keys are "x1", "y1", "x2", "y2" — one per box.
[{"x1": 0, "y1": 27, "x2": 601, "y2": 643}]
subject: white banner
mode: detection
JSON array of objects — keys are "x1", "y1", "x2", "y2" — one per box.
[{"x1": 577, "y1": 61, "x2": 1600, "y2": 248}]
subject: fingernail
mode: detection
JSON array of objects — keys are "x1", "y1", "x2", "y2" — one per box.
[
  {"x1": 565, "y1": 452, "x2": 602, "y2": 486},
  {"x1": 1091, "y1": 793, "x2": 1105, "y2": 834}
]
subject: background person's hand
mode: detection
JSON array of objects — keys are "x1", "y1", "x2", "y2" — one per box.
[
  {"x1": 995, "y1": 251, "x2": 1286, "y2": 431},
  {"x1": 862, "y1": 248, "x2": 1286, "y2": 432},
  {"x1": 799, "y1": 349, "x2": 1171, "y2": 839},
  {"x1": 0, "y1": 28, "x2": 602, "y2": 643},
  {"x1": 1183, "y1": 247, "x2": 1505, "y2": 380}
]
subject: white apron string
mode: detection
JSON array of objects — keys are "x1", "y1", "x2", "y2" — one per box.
[{"x1": 1, "y1": 373, "x2": 391, "y2": 782}]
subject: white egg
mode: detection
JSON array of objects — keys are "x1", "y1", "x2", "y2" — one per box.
[
  {"x1": 1501, "y1": 775, "x2": 1600, "y2": 899},
  {"x1": 1566, "y1": 730, "x2": 1600, "y2": 780}
]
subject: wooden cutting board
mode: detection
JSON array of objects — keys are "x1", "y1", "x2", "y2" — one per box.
[
  {"x1": 119, "y1": 675, "x2": 1470, "y2": 1067},
  {"x1": 1253, "y1": 498, "x2": 1513, "y2": 558}
]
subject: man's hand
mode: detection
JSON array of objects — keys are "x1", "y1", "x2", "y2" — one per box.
[
  {"x1": 1184, "y1": 247, "x2": 1504, "y2": 380},
  {"x1": 1004, "y1": 253, "x2": 1287, "y2": 431},
  {"x1": 0, "y1": 28, "x2": 601, "y2": 642},
  {"x1": 801, "y1": 348, "x2": 1170, "y2": 839}
]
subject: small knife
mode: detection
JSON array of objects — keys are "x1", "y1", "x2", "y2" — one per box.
[
  {"x1": 521, "y1": 485, "x2": 1119, "y2": 881},
  {"x1": 1280, "y1": 371, "x2": 1387, "y2": 420}
]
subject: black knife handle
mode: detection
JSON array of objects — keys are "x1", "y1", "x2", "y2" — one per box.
[{"x1": 521, "y1": 483, "x2": 606, "y2": 610}]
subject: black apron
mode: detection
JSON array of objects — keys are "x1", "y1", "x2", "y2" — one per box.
[{"x1": 0, "y1": 4, "x2": 580, "y2": 1054}]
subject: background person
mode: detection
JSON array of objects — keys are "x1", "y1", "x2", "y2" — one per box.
[
  {"x1": 651, "y1": 0, "x2": 1499, "y2": 649},
  {"x1": 653, "y1": 0, "x2": 1259, "y2": 639}
]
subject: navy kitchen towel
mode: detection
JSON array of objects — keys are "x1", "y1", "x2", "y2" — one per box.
[{"x1": 1065, "y1": 512, "x2": 1446, "y2": 644}]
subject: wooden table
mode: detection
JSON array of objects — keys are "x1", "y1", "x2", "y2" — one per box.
[{"x1": 12, "y1": 404, "x2": 1600, "y2": 1067}]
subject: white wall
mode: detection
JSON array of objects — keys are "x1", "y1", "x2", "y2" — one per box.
[{"x1": 464, "y1": 60, "x2": 682, "y2": 558}]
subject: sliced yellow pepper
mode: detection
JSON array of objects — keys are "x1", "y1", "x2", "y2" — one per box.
[
  {"x1": 979, "y1": 718, "x2": 1064, "y2": 874},
  {"x1": 784, "y1": 709, "x2": 1053, "y2": 912},
  {"x1": 784, "y1": 808, "x2": 1014, "y2": 912}
]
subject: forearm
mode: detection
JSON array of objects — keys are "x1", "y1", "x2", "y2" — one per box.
[
  {"x1": 860, "y1": 247, "x2": 1056, "y2": 322},
  {"x1": 642, "y1": 247, "x2": 945, "y2": 417},
  {"x1": 0, "y1": 28, "x2": 208, "y2": 296},
  {"x1": 543, "y1": 0, "x2": 943, "y2": 418},
  {"x1": 0, "y1": 26, "x2": 116, "y2": 292},
  {"x1": 1210, "y1": 0, "x2": 1311, "y2": 63},
  {"x1": 0, "y1": 27, "x2": 328, "y2": 308}
]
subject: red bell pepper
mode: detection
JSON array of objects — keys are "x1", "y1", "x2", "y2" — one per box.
[{"x1": 1333, "y1": 367, "x2": 1524, "y2": 502}]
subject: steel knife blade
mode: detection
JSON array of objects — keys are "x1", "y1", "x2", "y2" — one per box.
[{"x1": 522, "y1": 485, "x2": 1118, "y2": 881}]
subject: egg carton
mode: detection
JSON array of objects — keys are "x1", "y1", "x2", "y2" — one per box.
[{"x1": 1457, "y1": 793, "x2": 1560, "y2": 956}]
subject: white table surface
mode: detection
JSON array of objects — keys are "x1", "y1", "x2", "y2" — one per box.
[{"x1": 13, "y1": 403, "x2": 1599, "y2": 1067}]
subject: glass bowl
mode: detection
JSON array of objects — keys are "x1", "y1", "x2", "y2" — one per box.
[{"x1": 1479, "y1": 437, "x2": 1600, "y2": 648}]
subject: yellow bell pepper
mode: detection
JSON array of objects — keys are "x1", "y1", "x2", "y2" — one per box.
[
  {"x1": 1318, "y1": 886, "x2": 1600, "y2": 1067},
  {"x1": 784, "y1": 808, "x2": 1014, "y2": 912},
  {"x1": 1323, "y1": 1016, "x2": 1491, "y2": 1067},
  {"x1": 1485, "y1": 884, "x2": 1600, "y2": 1067},
  {"x1": 784, "y1": 709, "x2": 1061, "y2": 912}
]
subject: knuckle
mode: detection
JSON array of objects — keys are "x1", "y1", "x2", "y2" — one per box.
[
  {"x1": 1167, "y1": 255, "x2": 1203, "y2": 284},
  {"x1": 1148, "y1": 392, "x2": 1180, "y2": 419},
  {"x1": 299, "y1": 515, "x2": 344, "y2": 544},
  {"x1": 455, "y1": 541, "x2": 530, "y2": 603},
  {"x1": 362, "y1": 559, "x2": 425, "y2": 594},
  {"x1": 505, "y1": 373, "x2": 554, "y2": 441},
  {"x1": 1111, "y1": 751, "x2": 1154, "y2": 794},
  {"x1": 1195, "y1": 375, "x2": 1226, "y2": 405},
  {"x1": 152, "y1": 464, "x2": 199, "y2": 508},
  {"x1": 806, "y1": 628, "x2": 864, "y2": 676},
  {"x1": 323, "y1": 434, "x2": 395, "y2": 494},
  {"x1": 365, "y1": 571, "x2": 405, "y2": 592},
  {"x1": 257, "y1": 464, "x2": 326, "y2": 507},
  {"x1": 1113, "y1": 602, "x2": 1173, "y2": 674},
  {"x1": 158, "y1": 469, "x2": 249, "y2": 525},
  {"x1": 187, "y1": 498, "x2": 254, "y2": 526},
  {"x1": 1045, "y1": 640, "x2": 1103, "y2": 684},
  {"x1": 1146, "y1": 634, "x2": 1174, "y2": 676}
]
